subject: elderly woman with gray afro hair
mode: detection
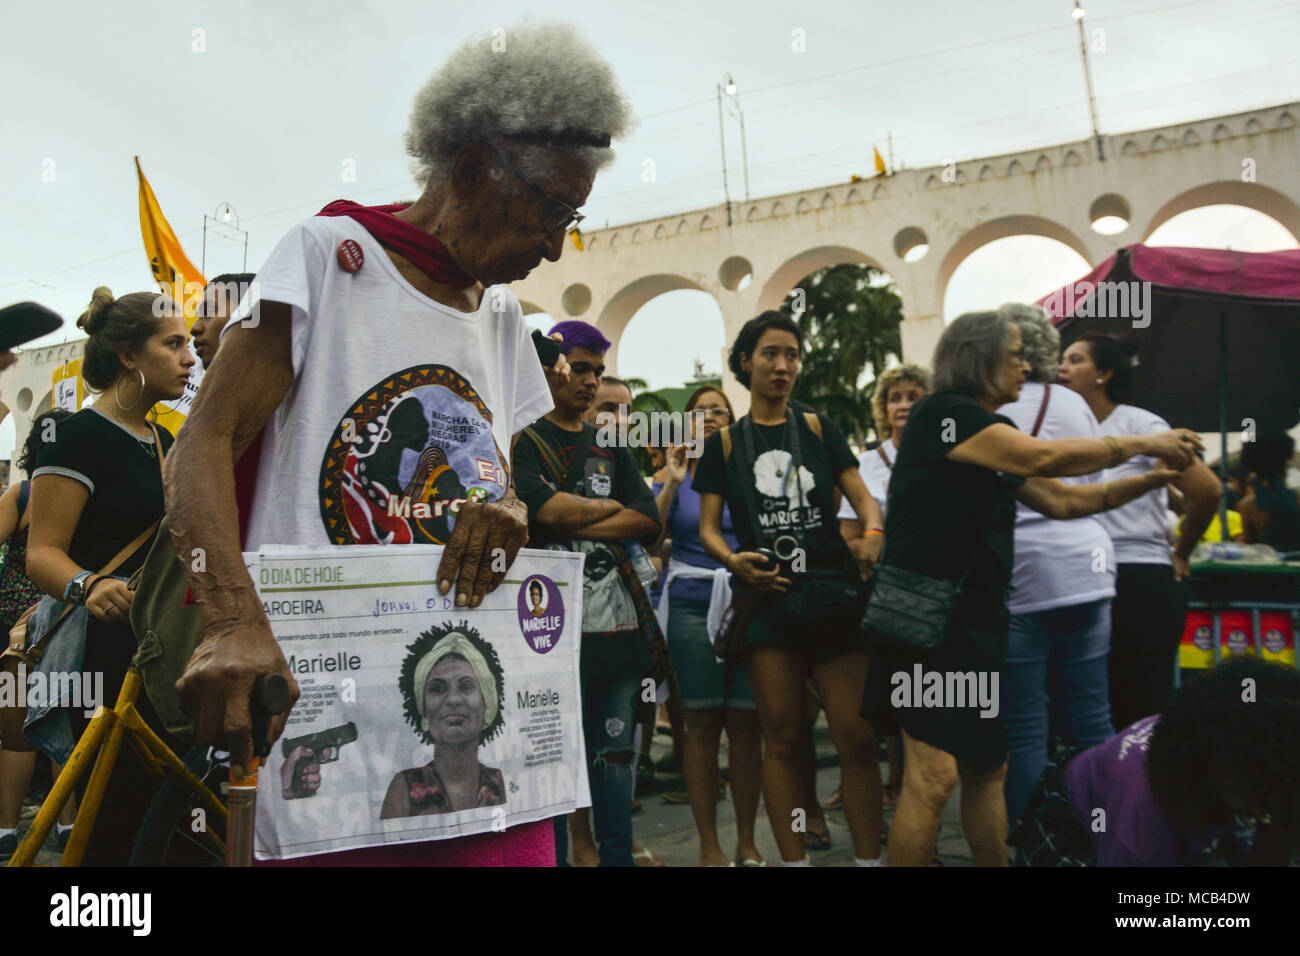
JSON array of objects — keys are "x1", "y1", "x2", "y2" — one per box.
[
  {"x1": 860, "y1": 308, "x2": 1202, "y2": 866},
  {"x1": 167, "y1": 21, "x2": 630, "y2": 868}
]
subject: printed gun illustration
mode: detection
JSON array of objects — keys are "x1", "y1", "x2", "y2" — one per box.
[{"x1": 280, "y1": 722, "x2": 358, "y2": 799}]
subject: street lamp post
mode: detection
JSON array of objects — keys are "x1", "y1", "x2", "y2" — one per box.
[
  {"x1": 716, "y1": 73, "x2": 751, "y2": 226},
  {"x1": 1073, "y1": 1, "x2": 1105, "y2": 161}
]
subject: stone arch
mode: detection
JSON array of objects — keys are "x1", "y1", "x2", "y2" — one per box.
[
  {"x1": 1142, "y1": 180, "x2": 1300, "y2": 247},
  {"x1": 978, "y1": 164, "x2": 994, "y2": 181},
  {"x1": 1244, "y1": 118, "x2": 1263, "y2": 135},
  {"x1": 746, "y1": 204, "x2": 761, "y2": 221},
  {"x1": 872, "y1": 183, "x2": 889, "y2": 199},
  {"x1": 699, "y1": 215, "x2": 713, "y2": 230},
  {"x1": 1034, "y1": 153, "x2": 1052, "y2": 170},
  {"x1": 653, "y1": 223, "x2": 667, "y2": 239},
  {"x1": 924, "y1": 174, "x2": 939, "y2": 190},
  {"x1": 1212, "y1": 123, "x2": 1231, "y2": 142},
  {"x1": 676, "y1": 219, "x2": 689, "y2": 234},
  {"x1": 770, "y1": 201, "x2": 787, "y2": 217},
  {"x1": 1007, "y1": 159, "x2": 1023, "y2": 176},
  {"x1": 755, "y1": 244, "x2": 889, "y2": 314},
  {"x1": 1151, "y1": 134, "x2": 1167, "y2": 150},
  {"x1": 517, "y1": 300, "x2": 547, "y2": 316},
  {"x1": 819, "y1": 192, "x2": 835, "y2": 209},
  {"x1": 935, "y1": 215, "x2": 1094, "y2": 315},
  {"x1": 586, "y1": 236, "x2": 599, "y2": 250},
  {"x1": 1064, "y1": 150, "x2": 1081, "y2": 166},
  {"x1": 1279, "y1": 111, "x2": 1296, "y2": 129},
  {"x1": 34, "y1": 389, "x2": 53, "y2": 417},
  {"x1": 845, "y1": 188, "x2": 862, "y2": 204},
  {"x1": 795, "y1": 197, "x2": 811, "y2": 214},
  {"x1": 595, "y1": 274, "x2": 712, "y2": 374},
  {"x1": 1120, "y1": 140, "x2": 1138, "y2": 157},
  {"x1": 1182, "y1": 128, "x2": 1201, "y2": 146},
  {"x1": 630, "y1": 228, "x2": 643, "y2": 243},
  {"x1": 609, "y1": 233, "x2": 621, "y2": 249}
]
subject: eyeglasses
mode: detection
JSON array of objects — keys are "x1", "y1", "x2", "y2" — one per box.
[
  {"x1": 492, "y1": 149, "x2": 585, "y2": 234},
  {"x1": 696, "y1": 407, "x2": 732, "y2": 420}
]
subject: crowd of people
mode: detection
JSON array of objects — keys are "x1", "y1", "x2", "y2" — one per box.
[{"x1": 0, "y1": 20, "x2": 1296, "y2": 868}]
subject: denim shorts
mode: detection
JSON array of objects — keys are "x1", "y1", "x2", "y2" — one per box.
[
  {"x1": 581, "y1": 676, "x2": 640, "y2": 757},
  {"x1": 666, "y1": 598, "x2": 756, "y2": 711}
]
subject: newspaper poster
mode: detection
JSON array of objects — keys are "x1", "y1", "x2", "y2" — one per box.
[{"x1": 247, "y1": 544, "x2": 587, "y2": 860}]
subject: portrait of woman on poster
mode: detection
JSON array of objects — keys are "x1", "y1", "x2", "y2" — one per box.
[
  {"x1": 383, "y1": 624, "x2": 508, "y2": 818},
  {"x1": 528, "y1": 579, "x2": 548, "y2": 617}
]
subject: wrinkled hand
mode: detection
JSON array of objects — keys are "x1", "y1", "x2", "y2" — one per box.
[
  {"x1": 176, "y1": 618, "x2": 299, "y2": 782},
  {"x1": 729, "y1": 552, "x2": 791, "y2": 593},
  {"x1": 437, "y1": 493, "x2": 529, "y2": 607},
  {"x1": 543, "y1": 333, "x2": 570, "y2": 391},
  {"x1": 85, "y1": 578, "x2": 132, "y2": 626},
  {"x1": 1147, "y1": 429, "x2": 1202, "y2": 471}
]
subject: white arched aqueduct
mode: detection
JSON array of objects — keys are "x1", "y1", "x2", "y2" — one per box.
[
  {"x1": 2, "y1": 101, "x2": 1298, "y2": 465},
  {"x1": 510, "y1": 99, "x2": 1300, "y2": 415}
]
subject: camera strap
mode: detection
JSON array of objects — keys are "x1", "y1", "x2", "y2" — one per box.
[{"x1": 736, "y1": 407, "x2": 806, "y2": 554}]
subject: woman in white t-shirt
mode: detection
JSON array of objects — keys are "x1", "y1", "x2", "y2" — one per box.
[
  {"x1": 837, "y1": 362, "x2": 930, "y2": 810},
  {"x1": 1058, "y1": 332, "x2": 1222, "y2": 731},
  {"x1": 996, "y1": 305, "x2": 1120, "y2": 825}
]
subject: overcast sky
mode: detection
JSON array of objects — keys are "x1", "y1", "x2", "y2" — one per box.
[{"x1": 2, "y1": 0, "x2": 1298, "y2": 443}]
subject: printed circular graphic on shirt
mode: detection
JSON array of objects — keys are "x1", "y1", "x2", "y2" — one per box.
[{"x1": 319, "y1": 365, "x2": 510, "y2": 545}]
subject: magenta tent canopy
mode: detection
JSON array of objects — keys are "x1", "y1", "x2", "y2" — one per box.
[{"x1": 1036, "y1": 243, "x2": 1300, "y2": 438}]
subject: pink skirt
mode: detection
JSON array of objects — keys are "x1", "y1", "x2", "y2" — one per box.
[{"x1": 256, "y1": 818, "x2": 555, "y2": 867}]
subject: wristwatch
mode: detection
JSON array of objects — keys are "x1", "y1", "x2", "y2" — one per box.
[{"x1": 63, "y1": 570, "x2": 93, "y2": 605}]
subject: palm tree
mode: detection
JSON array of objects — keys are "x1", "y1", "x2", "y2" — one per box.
[{"x1": 781, "y1": 263, "x2": 904, "y2": 449}]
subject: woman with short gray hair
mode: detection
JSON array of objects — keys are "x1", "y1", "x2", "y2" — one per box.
[
  {"x1": 861, "y1": 309, "x2": 1201, "y2": 866},
  {"x1": 168, "y1": 21, "x2": 629, "y2": 868}
]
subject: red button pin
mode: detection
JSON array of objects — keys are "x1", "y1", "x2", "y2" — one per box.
[{"x1": 337, "y1": 239, "x2": 364, "y2": 273}]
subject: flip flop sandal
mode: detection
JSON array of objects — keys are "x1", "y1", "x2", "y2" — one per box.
[
  {"x1": 633, "y1": 847, "x2": 666, "y2": 867},
  {"x1": 820, "y1": 788, "x2": 844, "y2": 811},
  {"x1": 804, "y1": 827, "x2": 832, "y2": 851}
]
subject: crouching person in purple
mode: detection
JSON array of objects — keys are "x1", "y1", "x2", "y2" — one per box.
[{"x1": 1009, "y1": 657, "x2": 1300, "y2": 866}]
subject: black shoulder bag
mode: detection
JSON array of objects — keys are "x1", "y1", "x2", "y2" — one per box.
[{"x1": 861, "y1": 485, "x2": 999, "y2": 651}]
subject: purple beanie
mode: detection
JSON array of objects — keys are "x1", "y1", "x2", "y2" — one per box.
[{"x1": 547, "y1": 320, "x2": 611, "y2": 356}]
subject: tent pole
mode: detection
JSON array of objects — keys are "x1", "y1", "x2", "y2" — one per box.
[{"x1": 1219, "y1": 309, "x2": 1229, "y2": 541}]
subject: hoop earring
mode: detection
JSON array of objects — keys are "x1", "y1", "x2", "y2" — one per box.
[{"x1": 115, "y1": 368, "x2": 146, "y2": 411}]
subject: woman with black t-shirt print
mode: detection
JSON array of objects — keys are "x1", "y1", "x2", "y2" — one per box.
[
  {"x1": 861, "y1": 310, "x2": 1199, "y2": 867},
  {"x1": 694, "y1": 311, "x2": 888, "y2": 867},
  {"x1": 27, "y1": 286, "x2": 193, "y2": 865}
]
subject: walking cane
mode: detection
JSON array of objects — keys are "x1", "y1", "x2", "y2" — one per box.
[{"x1": 226, "y1": 674, "x2": 291, "y2": 868}]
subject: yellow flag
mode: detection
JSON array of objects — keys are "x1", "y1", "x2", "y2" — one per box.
[
  {"x1": 136, "y1": 156, "x2": 205, "y2": 433},
  {"x1": 137, "y1": 156, "x2": 206, "y2": 315},
  {"x1": 52, "y1": 358, "x2": 85, "y2": 412},
  {"x1": 873, "y1": 146, "x2": 887, "y2": 176},
  {"x1": 570, "y1": 227, "x2": 585, "y2": 252}
]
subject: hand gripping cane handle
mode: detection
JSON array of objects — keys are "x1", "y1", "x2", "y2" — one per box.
[
  {"x1": 251, "y1": 673, "x2": 291, "y2": 759},
  {"x1": 226, "y1": 674, "x2": 290, "y2": 868}
]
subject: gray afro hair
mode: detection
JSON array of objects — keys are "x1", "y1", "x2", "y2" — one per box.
[
  {"x1": 997, "y1": 302, "x2": 1060, "y2": 384},
  {"x1": 405, "y1": 21, "x2": 633, "y2": 186}
]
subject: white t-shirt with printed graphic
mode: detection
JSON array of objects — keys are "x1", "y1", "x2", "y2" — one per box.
[{"x1": 224, "y1": 216, "x2": 554, "y2": 550}]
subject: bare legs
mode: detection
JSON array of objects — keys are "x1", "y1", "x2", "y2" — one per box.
[
  {"x1": 0, "y1": 751, "x2": 76, "y2": 831},
  {"x1": 746, "y1": 645, "x2": 881, "y2": 862},
  {"x1": 681, "y1": 704, "x2": 763, "y2": 865},
  {"x1": 888, "y1": 730, "x2": 1008, "y2": 866}
]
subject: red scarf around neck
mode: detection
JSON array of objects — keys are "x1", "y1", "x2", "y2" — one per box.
[{"x1": 317, "y1": 200, "x2": 476, "y2": 289}]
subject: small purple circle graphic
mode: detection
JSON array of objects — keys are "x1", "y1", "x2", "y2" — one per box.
[
  {"x1": 518, "y1": 575, "x2": 564, "y2": 654},
  {"x1": 1226, "y1": 629, "x2": 1249, "y2": 655},
  {"x1": 1265, "y1": 628, "x2": 1286, "y2": 654}
]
